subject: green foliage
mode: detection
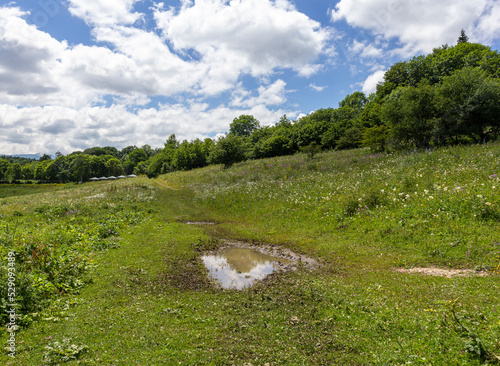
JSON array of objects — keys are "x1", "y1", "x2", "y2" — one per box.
[
  {"x1": 255, "y1": 134, "x2": 295, "y2": 158},
  {"x1": 105, "y1": 157, "x2": 124, "y2": 176},
  {"x1": 336, "y1": 126, "x2": 363, "y2": 150},
  {"x1": 457, "y1": 29, "x2": 469, "y2": 44},
  {"x1": 43, "y1": 338, "x2": 88, "y2": 364},
  {"x1": 208, "y1": 134, "x2": 246, "y2": 168},
  {"x1": 0, "y1": 178, "x2": 152, "y2": 328},
  {"x1": 299, "y1": 141, "x2": 321, "y2": 159},
  {"x1": 0, "y1": 159, "x2": 10, "y2": 180},
  {"x1": 437, "y1": 67, "x2": 500, "y2": 143},
  {"x1": 362, "y1": 125, "x2": 389, "y2": 152},
  {"x1": 229, "y1": 115, "x2": 260, "y2": 137},
  {"x1": 6, "y1": 163, "x2": 22, "y2": 181},
  {"x1": 382, "y1": 82, "x2": 439, "y2": 148},
  {"x1": 173, "y1": 139, "x2": 209, "y2": 171}
]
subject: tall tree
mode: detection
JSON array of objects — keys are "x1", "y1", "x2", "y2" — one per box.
[
  {"x1": 457, "y1": 29, "x2": 469, "y2": 44},
  {"x1": 229, "y1": 115, "x2": 260, "y2": 137}
]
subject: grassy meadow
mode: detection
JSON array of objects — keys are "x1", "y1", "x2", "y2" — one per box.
[{"x1": 1, "y1": 143, "x2": 500, "y2": 365}]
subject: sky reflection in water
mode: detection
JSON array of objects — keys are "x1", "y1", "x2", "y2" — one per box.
[{"x1": 202, "y1": 248, "x2": 290, "y2": 290}]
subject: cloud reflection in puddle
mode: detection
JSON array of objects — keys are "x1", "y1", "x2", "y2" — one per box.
[{"x1": 201, "y1": 248, "x2": 290, "y2": 290}]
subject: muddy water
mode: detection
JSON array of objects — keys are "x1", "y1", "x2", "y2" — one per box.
[{"x1": 202, "y1": 247, "x2": 292, "y2": 290}]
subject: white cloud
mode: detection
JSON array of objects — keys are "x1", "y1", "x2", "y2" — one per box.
[
  {"x1": 309, "y1": 83, "x2": 327, "y2": 92},
  {"x1": 0, "y1": 101, "x2": 295, "y2": 154},
  {"x1": 331, "y1": 0, "x2": 498, "y2": 56},
  {"x1": 230, "y1": 80, "x2": 288, "y2": 108},
  {"x1": 66, "y1": 0, "x2": 141, "y2": 26},
  {"x1": 155, "y1": 0, "x2": 329, "y2": 79},
  {"x1": 475, "y1": 2, "x2": 500, "y2": 43},
  {"x1": 362, "y1": 69, "x2": 385, "y2": 95},
  {"x1": 0, "y1": 1, "x2": 325, "y2": 154},
  {"x1": 349, "y1": 40, "x2": 384, "y2": 59}
]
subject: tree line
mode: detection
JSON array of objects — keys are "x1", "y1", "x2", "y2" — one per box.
[{"x1": 1, "y1": 36, "x2": 499, "y2": 183}]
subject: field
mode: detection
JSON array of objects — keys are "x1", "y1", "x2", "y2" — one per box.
[{"x1": 1, "y1": 143, "x2": 499, "y2": 365}]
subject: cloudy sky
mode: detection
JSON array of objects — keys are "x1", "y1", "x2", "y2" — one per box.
[{"x1": 1, "y1": 0, "x2": 499, "y2": 155}]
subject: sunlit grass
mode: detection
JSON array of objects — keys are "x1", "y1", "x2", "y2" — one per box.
[{"x1": 1, "y1": 144, "x2": 499, "y2": 365}]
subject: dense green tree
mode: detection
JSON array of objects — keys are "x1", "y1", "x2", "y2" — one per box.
[
  {"x1": 165, "y1": 134, "x2": 179, "y2": 149},
  {"x1": 133, "y1": 161, "x2": 149, "y2": 176},
  {"x1": 0, "y1": 159, "x2": 10, "y2": 180},
  {"x1": 208, "y1": 134, "x2": 246, "y2": 168},
  {"x1": 89, "y1": 155, "x2": 107, "y2": 177},
  {"x1": 362, "y1": 125, "x2": 390, "y2": 152},
  {"x1": 7, "y1": 163, "x2": 22, "y2": 181},
  {"x1": 229, "y1": 115, "x2": 260, "y2": 137},
  {"x1": 457, "y1": 29, "x2": 469, "y2": 44},
  {"x1": 436, "y1": 67, "x2": 500, "y2": 143},
  {"x1": 339, "y1": 91, "x2": 367, "y2": 111},
  {"x1": 173, "y1": 139, "x2": 209, "y2": 171},
  {"x1": 146, "y1": 150, "x2": 175, "y2": 177},
  {"x1": 382, "y1": 82, "x2": 439, "y2": 148},
  {"x1": 256, "y1": 135, "x2": 295, "y2": 158},
  {"x1": 84, "y1": 146, "x2": 119, "y2": 157},
  {"x1": 70, "y1": 154, "x2": 92, "y2": 182},
  {"x1": 123, "y1": 149, "x2": 148, "y2": 174},
  {"x1": 21, "y1": 163, "x2": 35, "y2": 180},
  {"x1": 105, "y1": 158, "x2": 124, "y2": 176},
  {"x1": 120, "y1": 146, "x2": 138, "y2": 160},
  {"x1": 336, "y1": 127, "x2": 364, "y2": 150},
  {"x1": 34, "y1": 160, "x2": 49, "y2": 180}
]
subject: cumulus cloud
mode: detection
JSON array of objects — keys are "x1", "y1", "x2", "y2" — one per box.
[
  {"x1": 66, "y1": 0, "x2": 141, "y2": 26},
  {"x1": 230, "y1": 80, "x2": 288, "y2": 108},
  {"x1": 349, "y1": 40, "x2": 384, "y2": 59},
  {"x1": 362, "y1": 69, "x2": 385, "y2": 95},
  {"x1": 155, "y1": 0, "x2": 329, "y2": 79},
  {"x1": 0, "y1": 101, "x2": 294, "y2": 155},
  {"x1": 331, "y1": 0, "x2": 498, "y2": 56}
]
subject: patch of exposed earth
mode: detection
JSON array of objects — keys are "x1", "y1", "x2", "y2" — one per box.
[{"x1": 395, "y1": 267, "x2": 490, "y2": 278}]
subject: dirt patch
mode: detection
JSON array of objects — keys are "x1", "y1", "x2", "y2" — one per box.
[
  {"x1": 395, "y1": 267, "x2": 490, "y2": 278},
  {"x1": 152, "y1": 257, "x2": 212, "y2": 292},
  {"x1": 184, "y1": 221, "x2": 217, "y2": 225}
]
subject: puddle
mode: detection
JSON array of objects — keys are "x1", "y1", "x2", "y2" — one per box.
[
  {"x1": 201, "y1": 241, "x2": 318, "y2": 290},
  {"x1": 184, "y1": 221, "x2": 216, "y2": 225}
]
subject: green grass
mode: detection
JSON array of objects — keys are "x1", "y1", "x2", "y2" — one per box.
[
  {"x1": 1, "y1": 144, "x2": 500, "y2": 365},
  {"x1": 0, "y1": 183, "x2": 73, "y2": 199}
]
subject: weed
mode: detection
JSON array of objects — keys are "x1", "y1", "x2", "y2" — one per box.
[{"x1": 43, "y1": 338, "x2": 88, "y2": 364}]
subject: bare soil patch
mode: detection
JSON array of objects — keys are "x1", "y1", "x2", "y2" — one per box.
[{"x1": 395, "y1": 267, "x2": 490, "y2": 278}]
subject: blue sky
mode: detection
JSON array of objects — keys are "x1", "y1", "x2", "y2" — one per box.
[{"x1": 1, "y1": 0, "x2": 499, "y2": 155}]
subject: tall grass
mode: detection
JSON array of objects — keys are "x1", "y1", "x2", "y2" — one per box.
[
  {"x1": 163, "y1": 143, "x2": 500, "y2": 270},
  {"x1": 0, "y1": 178, "x2": 155, "y2": 326}
]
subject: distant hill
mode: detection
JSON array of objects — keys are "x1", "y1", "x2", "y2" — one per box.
[{"x1": 1, "y1": 153, "x2": 42, "y2": 160}]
